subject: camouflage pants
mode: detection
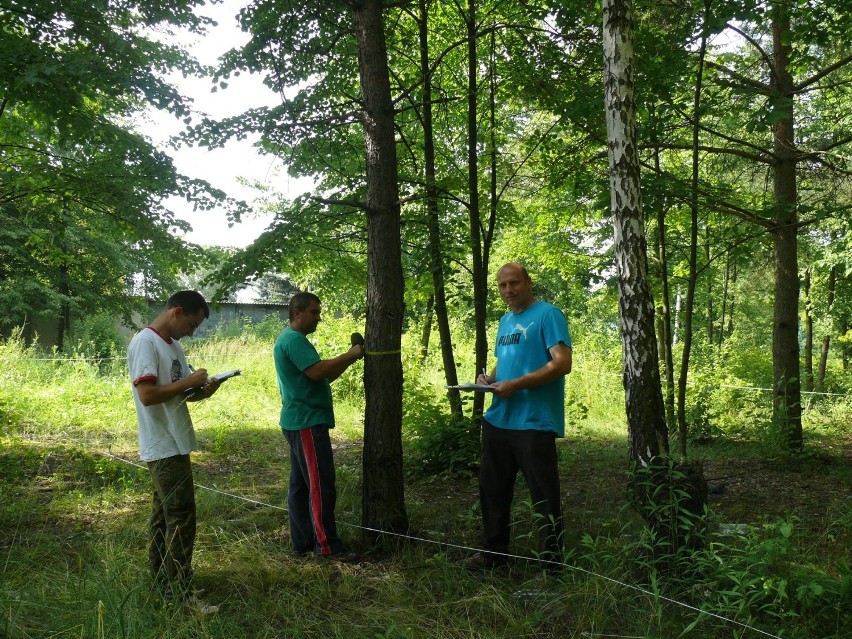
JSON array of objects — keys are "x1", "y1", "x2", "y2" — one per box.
[{"x1": 147, "y1": 454, "x2": 196, "y2": 595}]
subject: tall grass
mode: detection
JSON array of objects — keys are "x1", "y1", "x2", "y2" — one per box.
[{"x1": 1, "y1": 324, "x2": 850, "y2": 638}]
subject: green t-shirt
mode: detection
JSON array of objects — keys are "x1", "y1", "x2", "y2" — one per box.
[{"x1": 274, "y1": 327, "x2": 335, "y2": 431}]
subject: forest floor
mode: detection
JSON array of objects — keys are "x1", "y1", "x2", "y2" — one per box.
[
  {"x1": 3, "y1": 424, "x2": 850, "y2": 639},
  {"x1": 295, "y1": 429, "x2": 852, "y2": 562}
]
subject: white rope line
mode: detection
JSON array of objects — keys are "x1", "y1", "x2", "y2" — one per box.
[
  {"x1": 572, "y1": 368, "x2": 851, "y2": 397},
  {"x1": 101, "y1": 450, "x2": 782, "y2": 639}
]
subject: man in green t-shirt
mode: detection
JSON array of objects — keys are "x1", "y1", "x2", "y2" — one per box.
[{"x1": 274, "y1": 292, "x2": 364, "y2": 559}]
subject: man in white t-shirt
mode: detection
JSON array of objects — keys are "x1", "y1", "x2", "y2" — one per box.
[{"x1": 127, "y1": 291, "x2": 220, "y2": 613}]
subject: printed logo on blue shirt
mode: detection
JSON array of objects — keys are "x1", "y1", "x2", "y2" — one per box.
[{"x1": 497, "y1": 321, "x2": 535, "y2": 346}]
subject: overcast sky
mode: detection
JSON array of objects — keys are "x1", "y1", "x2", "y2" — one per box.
[{"x1": 139, "y1": 0, "x2": 311, "y2": 248}]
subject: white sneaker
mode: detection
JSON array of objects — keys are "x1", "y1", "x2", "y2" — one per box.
[{"x1": 182, "y1": 594, "x2": 219, "y2": 615}]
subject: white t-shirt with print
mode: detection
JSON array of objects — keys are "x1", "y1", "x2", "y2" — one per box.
[{"x1": 127, "y1": 327, "x2": 199, "y2": 462}]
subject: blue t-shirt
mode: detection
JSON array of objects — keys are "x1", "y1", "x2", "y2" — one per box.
[
  {"x1": 484, "y1": 300, "x2": 572, "y2": 437},
  {"x1": 274, "y1": 327, "x2": 335, "y2": 431}
]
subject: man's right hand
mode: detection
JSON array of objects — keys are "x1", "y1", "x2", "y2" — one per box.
[
  {"x1": 186, "y1": 368, "x2": 209, "y2": 389},
  {"x1": 348, "y1": 344, "x2": 365, "y2": 361}
]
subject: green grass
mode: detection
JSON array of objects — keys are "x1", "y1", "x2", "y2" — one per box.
[{"x1": 1, "y1": 328, "x2": 850, "y2": 638}]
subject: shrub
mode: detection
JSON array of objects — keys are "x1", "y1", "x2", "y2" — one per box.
[
  {"x1": 402, "y1": 381, "x2": 479, "y2": 478},
  {"x1": 67, "y1": 312, "x2": 123, "y2": 360}
]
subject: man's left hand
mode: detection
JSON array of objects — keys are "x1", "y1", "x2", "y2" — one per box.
[
  {"x1": 199, "y1": 376, "x2": 221, "y2": 399},
  {"x1": 490, "y1": 379, "x2": 520, "y2": 398}
]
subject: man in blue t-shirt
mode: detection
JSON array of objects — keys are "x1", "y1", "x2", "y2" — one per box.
[
  {"x1": 274, "y1": 292, "x2": 364, "y2": 560},
  {"x1": 474, "y1": 262, "x2": 573, "y2": 569}
]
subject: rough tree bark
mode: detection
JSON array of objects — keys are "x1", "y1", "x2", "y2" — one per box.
[
  {"x1": 770, "y1": 7, "x2": 803, "y2": 449},
  {"x1": 350, "y1": 0, "x2": 408, "y2": 535}
]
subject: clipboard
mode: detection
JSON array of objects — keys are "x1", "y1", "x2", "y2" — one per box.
[
  {"x1": 184, "y1": 369, "x2": 241, "y2": 395},
  {"x1": 445, "y1": 382, "x2": 495, "y2": 393}
]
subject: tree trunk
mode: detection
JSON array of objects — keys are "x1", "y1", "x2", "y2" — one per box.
[
  {"x1": 57, "y1": 261, "x2": 70, "y2": 352},
  {"x1": 718, "y1": 249, "x2": 730, "y2": 347},
  {"x1": 676, "y1": 0, "x2": 709, "y2": 457},
  {"x1": 602, "y1": 0, "x2": 668, "y2": 463},
  {"x1": 654, "y1": 216, "x2": 675, "y2": 432},
  {"x1": 706, "y1": 233, "x2": 714, "y2": 345},
  {"x1": 770, "y1": 9, "x2": 803, "y2": 450},
  {"x1": 466, "y1": 0, "x2": 488, "y2": 421},
  {"x1": 419, "y1": 294, "x2": 434, "y2": 363},
  {"x1": 351, "y1": 0, "x2": 408, "y2": 535},
  {"x1": 649, "y1": 111, "x2": 675, "y2": 431},
  {"x1": 816, "y1": 265, "x2": 836, "y2": 390},
  {"x1": 803, "y1": 268, "x2": 814, "y2": 393},
  {"x1": 727, "y1": 260, "x2": 737, "y2": 338},
  {"x1": 418, "y1": 0, "x2": 462, "y2": 416}
]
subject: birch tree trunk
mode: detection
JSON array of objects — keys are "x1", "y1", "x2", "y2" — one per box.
[
  {"x1": 603, "y1": 4, "x2": 709, "y2": 554},
  {"x1": 602, "y1": 0, "x2": 667, "y2": 464},
  {"x1": 351, "y1": 0, "x2": 408, "y2": 535}
]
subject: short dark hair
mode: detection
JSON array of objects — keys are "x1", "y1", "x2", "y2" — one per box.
[
  {"x1": 289, "y1": 292, "x2": 321, "y2": 321},
  {"x1": 166, "y1": 290, "x2": 210, "y2": 318}
]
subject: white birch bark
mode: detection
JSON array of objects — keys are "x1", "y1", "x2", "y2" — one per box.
[{"x1": 602, "y1": 0, "x2": 667, "y2": 465}]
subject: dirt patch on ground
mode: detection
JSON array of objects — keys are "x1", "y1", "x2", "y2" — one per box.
[{"x1": 702, "y1": 452, "x2": 851, "y2": 531}]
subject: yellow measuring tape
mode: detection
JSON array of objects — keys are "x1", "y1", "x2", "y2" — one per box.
[{"x1": 365, "y1": 349, "x2": 402, "y2": 356}]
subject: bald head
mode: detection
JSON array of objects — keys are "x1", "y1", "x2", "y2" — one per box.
[
  {"x1": 497, "y1": 262, "x2": 535, "y2": 312},
  {"x1": 498, "y1": 262, "x2": 530, "y2": 280}
]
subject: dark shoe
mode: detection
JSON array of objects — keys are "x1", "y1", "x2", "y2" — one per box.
[
  {"x1": 461, "y1": 551, "x2": 508, "y2": 570},
  {"x1": 325, "y1": 551, "x2": 363, "y2": 563}
]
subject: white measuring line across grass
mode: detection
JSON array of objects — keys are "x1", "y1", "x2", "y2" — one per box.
[{"x1": 102, "y1": 450, "x2": 783, "y2": 639}]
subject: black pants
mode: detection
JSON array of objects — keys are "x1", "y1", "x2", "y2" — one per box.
[
  {"x1": 479, "y1": 421, "x2": 564, "y2": 564},
  {"x1": 284, "y1": 425, "x2": 344, "y2": 556}
]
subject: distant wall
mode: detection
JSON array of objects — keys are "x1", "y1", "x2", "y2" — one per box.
[
  {"x1": 8, "y1": 300, "x2": 288, "y2": 350},
  {"x1": 126, "y1": 300, "x2": 288, "y2": 340}
]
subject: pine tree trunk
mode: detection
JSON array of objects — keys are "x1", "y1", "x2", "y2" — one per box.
[
  {"x1": 352, "y1": 0, "x2": 408, "y2": 535},
  {"x1": 770, "y1": 9, "x2": 803, "y2": 450}
]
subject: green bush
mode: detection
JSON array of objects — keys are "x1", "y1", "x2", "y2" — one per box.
[
  {"x1": 248, "y1": 312, "x2": 287, "y2": 342},
  {"x1": 68, "y1": 312, "x2": 124, "y2": 360},
  {"x1": 402, "y1": 380, "x2": 479, "y2": 478}
]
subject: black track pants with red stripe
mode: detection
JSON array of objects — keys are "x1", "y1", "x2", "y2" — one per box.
[{"x1": 284, "y1": 425, "x2": 344, "y2": 556}]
